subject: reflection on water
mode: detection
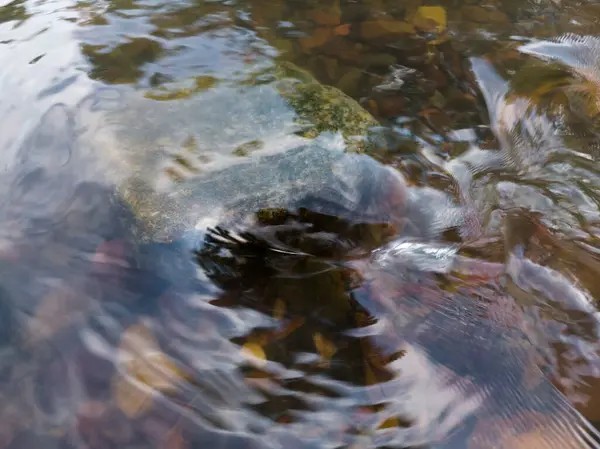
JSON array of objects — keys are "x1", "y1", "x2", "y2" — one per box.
[{"x1": 4, "y1": 0, "x2": 600, "y2": 447}]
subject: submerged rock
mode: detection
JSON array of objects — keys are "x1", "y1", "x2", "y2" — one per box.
[
  {"x1": 114, "y1": 119, "x2": 466, "y2": 247},
  {"x1": 83, "y1": 62, "x2": 416, "y2": 241},
  {"x1": 359, "y1": 20, "x2": 415, "y2": 41},
  {"x1": 140, "y1": 61, "x2": 379, "y2": 152},
  {"x1": 272, "y1": 61, "x2": 380, "y2": 147}
]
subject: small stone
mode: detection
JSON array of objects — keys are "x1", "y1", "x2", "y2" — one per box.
[
  {"x1": 404, "y1": 0, "x2": 422, "y2": 20},
  {"x1": 311, "y1": 55, "x2": 339, "y2": 82},
  {"x1": 424, "y1": 64, "x2": 448, "y2": 90},
  {"x1": 333, "y1": 23, "x2": 351, "y2": 36},
  {"x1": 320, "y1": 37, "x2": 363, "y2": 63},
  {"x1": 251, "y1": 0, "x2": 284, "y2": 26},
  {"x1": 430, "y1": 90, "x2": 446, "y2": 109},
  {"x1": 78, "y1": 401, "x2": 108, "y2": 421},
  {"x1": 360, "y1": 20, "x2": 415, "y2": 40},
  {"x1": 342, "y1": 3, "x2": 371, "y2": 22},
  {"x1": 488, "y1": 9, "x2": 510, "y2": 25},
  {"x1": 322, "y1": 57, "x2": 339, "y2": 80},
  {"x1": 418, "y1": 107, "x2": 450, "y2": 132},
  {"x1": 272, "y1": 38, "x2": 294, "y2": 55},
  {"x1": 375, "y1": 95, "x2": 405, "y2": 118},
  {"x1": 337, "y1": 68, "x2": 364, "y2": 98},
  {"x1": 299, "y1": 27, "x2": 333, "y2": 52},
  {"x1": 462, "y1": 5, "x2": 509, "y2": 25},
  {"x1": 363, "y1": 53, "x2": 397, "y2": 67},
  {"x1": 309, "y1": 0, "x2": 341, "y2": 26},
  {"x1": 461, "y1": 5, "x2": 490, "y2": 23},
  {"x1": 364, "y1": 98, "x2": 379, "y2": 116}
]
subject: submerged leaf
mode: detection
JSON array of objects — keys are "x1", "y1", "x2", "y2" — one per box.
[
  {"x1": 333, "y1": 24, "x2": 351, "y2": 36},
  {"x1": 273, "y1": 298, "x2": 286, "y2": 321},
  {"x1": 414, "y1": 6, "x2": 447, "y2": 33},
  {"x1": 117, "y1": 322, "x2": 189, "y2": 394},
  {"x1": 118, "y1": 322, "x2": 160, "y2": 356},
  {"x1": 25, "y1": 285, "x2": 90, "y2": 347},
  {"x1": 313, "y1": 332, "x2": 337, "y2": 362},
  {"x1": 275, "y1": 316, "x2": 304, "y2": 340},
  {"x1": 125, "y1": 353, "x2": 183, "y2": 392},
  {"x1": 161, "y1": 425, "x2": 188, "y2": 449},
  {"x1": 378, "y1": 416, "x2": 400, "y2": 430},
  {"x1": 113, "y1": 323, "x2": 191, "y2": 418},
  {"x1": 113, "y1": 374, "x2": 153, "y2": 418},
  {"x1": 240, "y1": 342, "x2": 267, "y2": 367}
]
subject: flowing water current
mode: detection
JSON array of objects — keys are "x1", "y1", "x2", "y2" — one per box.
[{"x1": 3, "y1": 0, "x2": 600, "y2": 447}]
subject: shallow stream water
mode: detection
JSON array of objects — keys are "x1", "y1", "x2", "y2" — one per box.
[{"x1": 3, "y1": 0, "x2": 600, "y2": 447}]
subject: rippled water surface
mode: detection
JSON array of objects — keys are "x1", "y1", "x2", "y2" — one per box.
[{"x1": 4, "y1": 0, "x2": 600, "y2": 447}]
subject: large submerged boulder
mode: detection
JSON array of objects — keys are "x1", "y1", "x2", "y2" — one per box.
[{"x1": 85, "y1": 61, "x2": 465, "y2": 244}]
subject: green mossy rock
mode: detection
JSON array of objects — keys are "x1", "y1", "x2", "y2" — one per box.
[
  {"x1": 93, "y1": 60, "x2": 381, "y2": 240},
  {"x1": 272, "y1": 61, "x2": 379, "y2": 151}
]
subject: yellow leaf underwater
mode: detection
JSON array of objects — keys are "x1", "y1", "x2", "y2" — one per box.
[
  {"x1": 378, "y1": 416, "x2": 400, "y2": 430},
  {"x1": 240, "y1": 342, "x2": 267, "y2": 368},
  {"x1": 118, "y1": 322, "x2": 187, "y2": 383},
  {"x1": 124, "y1": 352, "x2": 184, "y2": 393},
  {"x1": 162, "y1": 425, "x2": 189, "y2": 449},
  {"x1": 113, "y1": 374, "x2": 153, "y2": 418},
  {"x1": 113, "y1": 322, "x2": 190, "y2": 418},
  {"x1": 414, "y1": 6, "x2": 447, "y2": 33},
  {"x1": 118, "y1": 322, "x2": 159, "y2": 355},
  {"x1": 273, "y1": 299, "x2": 286, "y2": 321},
  {"x1": 313, "y1": 332, "x2": 337, "y2": 366},
  {"x1": 334, "y1": 24, "x2": 351, "y2": 36}
]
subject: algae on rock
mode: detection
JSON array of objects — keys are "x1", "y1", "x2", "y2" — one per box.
[
  {"x1": 163, "y1": 59, "x2": 381, "y2": 151},
  {"x1": 272, "y1": 61, "x2": 379, "y2": 152},
  {"x1": 140, "y1": 60, "x2": 379, "y2": 153}
]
